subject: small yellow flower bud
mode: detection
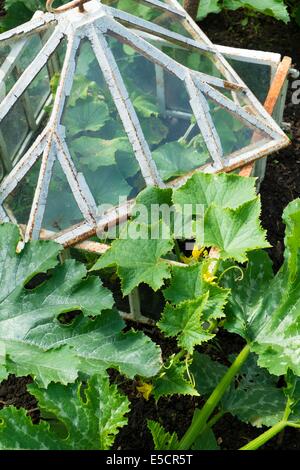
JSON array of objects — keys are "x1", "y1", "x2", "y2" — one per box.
[
  {"x1": 192, "y1": 245, "x2": 205, "y2": 261},
  {"x1": 203, "y1": 272, "x2": 217, "y2": 284},
  {"x1": 136, "y1": 382, "x2": 153, "y2": 401}
]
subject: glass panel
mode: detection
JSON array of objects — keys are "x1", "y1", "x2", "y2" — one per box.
[
  {"x1": 207, "y1": 98, "x2": 270, "y2": 157},
  {"x1": 26, "y1": 64, "x2": 50, "y2": 117},
  {"x1": 0, "y1": 37, "x2": 66, "y2": 174},
  {"x1": 40, "y1": 38, "x2": 67, "y2": 115},
  {"x1": 107, "y1": 35, "x2": 212, "y2": 182},
  {"x1": 102, "y1": 0, "x2": 193, "y2": 38},
  {"x1": 3, "y1": 157, "x2": 41, "y2": 224},
  {"x1": 145, "y1": 38, "x2": 257, "y2": 107},
  {"x1": 61, "y1": 40, "x2": 145, "y2": 209},
  {"x1": 149, "y1": 36, "x2": 225, "y2": 79},
  {"x1": 0, "y1": 31, "x2": 54, "y2": 100},
  {"x1": 228, "y1": 59, "x2": 272, "y2": 104},
  {"x1": 272, "y1": 89, "x2": 285, "y2": 124},
  {"x1": 0, "y1": 100, "x2": 29, "y2": 162},
  {"x1": 55, "y1": 38, "x2": 67, "y2": 66},
  {"x1": 42, "y1": 159, "x2": 83, "y2": 232},
  {"x1": 0, "y1": 155, "x2": 5, "y2": 182},
  {"x1": 164, "y1": 71, "x2": 193, "y2": 112},
  {"x1": 0, "y1": 39, "x2": 29, "y2": 99},
  {"x1": 0, "y1": 44, "x2": 10, "y2": 69}
]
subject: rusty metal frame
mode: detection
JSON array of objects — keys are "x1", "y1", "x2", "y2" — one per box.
[
  {"x1": 239, "y1": 56, "x2": 292, "y2": 178},
  {"x1": 0, "y1": 0, "x2": 290, "y2": 250}
]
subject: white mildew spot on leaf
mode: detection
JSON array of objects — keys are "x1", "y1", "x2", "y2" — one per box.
[
  {"x1": 222, "y1": 199, "x2": 300, "y2": 376},
  {"x1": 191, "y1": 352, "x2": 286, "y2": 427},
  {"x1": 0, "y1": 375, "x2": 130, "y2": 450},
  {"x1": 0, "y1": 224, "x2": 161, "y2": 383}
]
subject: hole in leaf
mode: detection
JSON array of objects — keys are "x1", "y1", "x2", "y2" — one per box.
[
  {"x1": 24, "y1": 272, "x2": 50, "y2": 290},
  {"x1": 57, "y1": 310, "x2": 82, "y2": 325}
]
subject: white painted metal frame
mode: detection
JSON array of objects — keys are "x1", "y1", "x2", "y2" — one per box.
[
  {"x1": 0, "y1": 14, "x2": 61, "y2": 173},
  {"x1": 0, "y1": 0, "x2": 289, "y2": 246}
]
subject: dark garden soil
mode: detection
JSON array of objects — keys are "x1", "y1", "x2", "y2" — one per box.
[{"x1": 0, "y1": 8, "x2": 300, "y2": 451}]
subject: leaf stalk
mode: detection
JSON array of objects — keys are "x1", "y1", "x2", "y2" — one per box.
[
  {"x1": 178, "y1": 343, "x2": 251, "y2": 449},
  {"x1": 239, "y1": 421, "x2": 287, "y2": 450}
]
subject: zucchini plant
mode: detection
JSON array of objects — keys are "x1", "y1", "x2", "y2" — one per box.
[
  {"x1": 194, "y1": 0, "x2": 290, "y2": 23},
  {"x1": 0, "y1": 171, "x2": 300, "y2": 450}
]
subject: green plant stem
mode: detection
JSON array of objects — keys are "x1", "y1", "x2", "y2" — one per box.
[
  {"x1": 206, "y1": 410, "x2": 225, "y2": 429},
  {"x1": 282, "y1": 397, "x2": 293, "y2": 422},
  {"x1": 178, "y1": 344, "x2": 251, "y2": 450},
  {"x1": 172, "y1": 350, "x2": 186, "y2": 364},
  {"x1": 240, "y1": 397, "x2": 294, "y2": 450},
  {"x1": 287, "y1": 422, "x2": 300, "y2": 429},
  {"x1": 174, "y1": 240, "x2": 182, "y2": 262},
  {"x1": 239, "y1": 421, "x2": 287, "y2": 450},
  {"x1": 185, "y1": 410, "x2": 225, "y2": 449}
]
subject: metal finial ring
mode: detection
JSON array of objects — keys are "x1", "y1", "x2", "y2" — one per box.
[{"x1": 46, "y1": 0, "x2": 87, "y2": 13}]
